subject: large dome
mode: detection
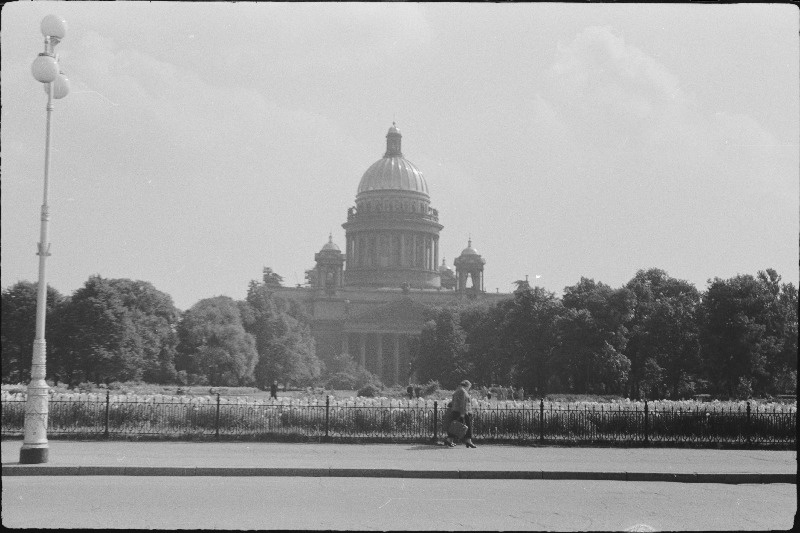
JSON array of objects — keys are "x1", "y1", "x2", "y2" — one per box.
[{"x1": 356, "y1": 124, "x2": 429, "y2": 196}]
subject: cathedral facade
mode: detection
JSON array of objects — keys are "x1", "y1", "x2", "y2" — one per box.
[{"x1": 273, "y1": 124, "x2": 509, "y2": 385}]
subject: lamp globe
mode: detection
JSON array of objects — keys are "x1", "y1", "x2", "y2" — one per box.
[
  {"x1": 44, "y1": 72, "x2": 70, "y2": 99},
  {"x1": 40, "y1": 15, "x2": 67, "y2": 39},
  {"x1": 32, "y1": 54, "x2": 58, "y2": 83}
]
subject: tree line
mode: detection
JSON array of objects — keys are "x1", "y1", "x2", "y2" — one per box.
[
  {"x1": 1, "y1": 273, "x2": 325, "y2": 389},
  {"x1": 2, "y1": 267, "x2": 797, "y2": 399},
  {"x1": 413, "y1": 268, "x2": 797, "y2": 399}
]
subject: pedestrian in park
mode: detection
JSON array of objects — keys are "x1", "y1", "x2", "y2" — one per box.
[
  {"x1": 443, "y1": 380, "x2": 477, "y2": 448},
  {"x1": 270, "y1": 381, "x2": 278, "y2": 399}
]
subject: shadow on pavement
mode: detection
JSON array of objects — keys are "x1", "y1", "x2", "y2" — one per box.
[{"x1": 405, "y1": 444, "x2": 448, "y2": 451}]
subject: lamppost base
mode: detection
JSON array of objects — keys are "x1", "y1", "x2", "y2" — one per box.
[{"x1": 19, "y1": 446, "x2": 49, "y2": 464}]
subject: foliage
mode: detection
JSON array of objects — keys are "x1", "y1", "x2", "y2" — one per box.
[
  {"x1": 625, "y1": 268, "x2": 701, "y2": 400},
  {"x1": 1, "y1": 281, "x2": 67, "y2": 383},
  {"x1": 261, "y1": 267, "x2": 284, "y2": 288},
  {"x1": 496, "y1": 286, "x2": 564, "y2": 394},
  {"x1": 357, "y1": 383, "x2": 382, "y2": 397},
  {"x1": 55, "y1": 276, "x2": 180, "y2": 385},
  {"x1": 413, "y1": 307, "x2": 469, "y2": 389},
  {"x1": 176, "y1": 296, "x2": 258, "y2": 386},
  {"x1": 323, "y1": 353, "x2": 382, "y2": 390},
  {"x1": 2, "y1": 265, "x2": 796, "y2": 400},
  {"x1": 241, "y1": 280, "x2": 322, "y2": 388},
  {"x1": 700, "y1": 269, "x2": 798, "y2": 397},
  {"x1": 553, "y1": 278, "x2": 634, "y2": 395}
]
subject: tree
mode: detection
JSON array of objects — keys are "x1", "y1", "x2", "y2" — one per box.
[
  {"x1": 241, "y1": 280, "x2": 322, "y2": 388},
  {"x1": 495, "y1": 285, "x2": 564, "y2": 394},
  {"x1": 57, "y1": 276, "x2": 180, "y2": 385},
  {"x1": 262, "y1": 267, "x2": 284, "y2": 288},
  {"x1": 1, "y1": 281, "x2": 66, "y2": 383},
  {"x1": 554, "y1": 278, "x2": 634, "y2": 394},
  {"x1": 459, "y1": 301, "x2": 508, "y2": 386},
  {"x1": 700, "y1": 269, "x2": 798, "y2": 397},
  {"x1": 625, "y1": 269, "x2": 701, "y2": 399},
  {"x1": 413, "y1": 307, "x2": 469, "y2": 389},
  {"x1": 176, "y1": 296, "x2": 257, "y2": 386}
]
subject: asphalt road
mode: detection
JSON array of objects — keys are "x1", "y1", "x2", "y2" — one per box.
[{"x1": 2, "y1": 476, "x2": 796, "y2": 530}]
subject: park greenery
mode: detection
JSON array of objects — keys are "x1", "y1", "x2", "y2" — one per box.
[{"x1": 2, "y1": 267, "x2": 797, "y2": 400}]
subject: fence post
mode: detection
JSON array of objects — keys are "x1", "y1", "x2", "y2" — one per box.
[
  {"x1": 325, "y1": 395, "x2": 330, "y2": 441},
  {"x1": 104, "y1": 390, "x2": 110, "y2": 439},
  {"x1": 433, "y1": 401, "x2": 438, "y2": 443},
  {"x1": 644, "y1": 400, "x2": 649, "y2": 445},
  {"x1": 746, "y1": 401, "x2": 751, "y2": 446},
  {"x1": 539, "y1": 398, "x2": 544, "y2": 443},
  {"x1": 215, "y1": 393, "x2": 221, "y2": 441}
]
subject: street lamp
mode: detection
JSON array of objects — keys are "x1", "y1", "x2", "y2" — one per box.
[{"x1": 20, "y1": 14, "x2": 70, "y2": 465}]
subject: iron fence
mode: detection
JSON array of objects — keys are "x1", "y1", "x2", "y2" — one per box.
[{"x1": 1, "y1": 394, "x2": 795, "y2": 448}]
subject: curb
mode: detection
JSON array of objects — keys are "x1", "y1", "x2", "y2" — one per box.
[{"x1": 2, "y1": 465, "x2": 795, "y2": 484}]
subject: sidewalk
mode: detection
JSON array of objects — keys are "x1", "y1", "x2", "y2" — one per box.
[{"x1": 1, "y1": 439, "x2": 795, "y2": 483}]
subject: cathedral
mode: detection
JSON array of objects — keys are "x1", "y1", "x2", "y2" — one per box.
[{"x1": 273, "y1": 124, "x2": 510, "y2": 385}]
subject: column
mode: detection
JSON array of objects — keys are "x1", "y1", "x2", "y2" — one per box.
[
  {"x1": 341, "y1": 333, "x2": 349, "y2": 357},
  {"x1": 411, "y1": 234, "x2": 417, "y2": 268},
  {"x1": 393, "y1": 334, "x2": 400, "y2": 385},
  {"x1": 400, "y1": 234, "x2": 406, "y2": 267},
  {"x1": 434, "y1": 237, "x2": 439, "y2": 272},
  {"x1": 358, "y1": 334, "x2": 366, "y2": 368},
  {"x1": 376, "y1": 333, "x2": 384, "y2": 382}
]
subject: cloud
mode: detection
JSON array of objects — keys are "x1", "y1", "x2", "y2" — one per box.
[
  {"x1": 536, "y1": 26, "x2": 791, "y2": 194},
  {"x1": 547, "y1": 27, "x2": 683, "y2": 143}
]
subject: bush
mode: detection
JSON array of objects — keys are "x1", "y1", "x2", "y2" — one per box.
[
  {"x1": 421, "y1": 380, "x2": 440, "y2": 397},
  {"x1": 735, "y1": 377, "x2": 753, "y2": 399},
  {"x1": 77, "y1": 381, "x2": 97, "y2": 393},
  {"x1": 357, "y1": 383, "x2": 382, "y2": 398},
  {"x1": 322, "y1": 353, "x2": 383, "y2": 391}
]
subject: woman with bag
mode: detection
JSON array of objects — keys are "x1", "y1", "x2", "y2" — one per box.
[{"x1": 443, "y1": 380, "x2": 477, "y2": 448}]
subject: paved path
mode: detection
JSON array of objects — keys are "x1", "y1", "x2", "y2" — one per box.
[{"x1": 1, "y1": 440, "x2": 795, "y2": 483}]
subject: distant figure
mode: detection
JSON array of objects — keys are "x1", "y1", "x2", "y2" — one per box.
[
  {"x1": 270, "y1": 381, "x2": 278, "y2": 399},
  {"x1": 443, "y1": 380, "x2": 477, "y2": 449},
  {"x1": 407, "y1": 385, "x2": 414, "y2": 399}
]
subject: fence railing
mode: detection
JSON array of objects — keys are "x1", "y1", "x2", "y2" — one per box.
[{"x1": 1, "y1": 394, "x2": 795, "y2": 448}]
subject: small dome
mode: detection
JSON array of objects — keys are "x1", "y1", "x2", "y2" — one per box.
[
  {"x1": 321, "y1": 233, "x2": 340, "y2": 252},
  {"x1": 459, "y1": 238, "x2": 480, "y2": 257},
  {"x1": 439, "y1": 257, "x2": 454, "y2": 272}
]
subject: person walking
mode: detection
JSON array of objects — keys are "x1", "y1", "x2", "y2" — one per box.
[
  {"x1": 270, "y1": 381, "x2": 278, "y2": 399},
  {"x1": 443, "y1": 380, "x2": 477, "y2": 448}
]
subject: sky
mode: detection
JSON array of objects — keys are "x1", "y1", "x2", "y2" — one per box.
[{"x1": 2, "y1": 2, "x2": 798, "y2": 311}]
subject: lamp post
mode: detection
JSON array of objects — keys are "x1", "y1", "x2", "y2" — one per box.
[{"x1": 20, "y1": 15, "x2": 70, "y2": 465}]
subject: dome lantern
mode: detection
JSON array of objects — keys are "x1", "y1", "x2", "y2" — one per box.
[{"x1": 384, "y1": 122, "x2": 403, "y2": 158}]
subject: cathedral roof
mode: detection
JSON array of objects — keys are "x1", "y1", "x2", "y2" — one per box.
[{"x1": 357, "y1": 123, "x2": 429, "y2": 196}]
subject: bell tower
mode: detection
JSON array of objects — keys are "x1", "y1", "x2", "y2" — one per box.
[
  {"x1": 314, "y1": 234, "x2": 345, "y2": 294},
  {"x1": 454, "y1": 238, "x2": 486, "y2": 296}
]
